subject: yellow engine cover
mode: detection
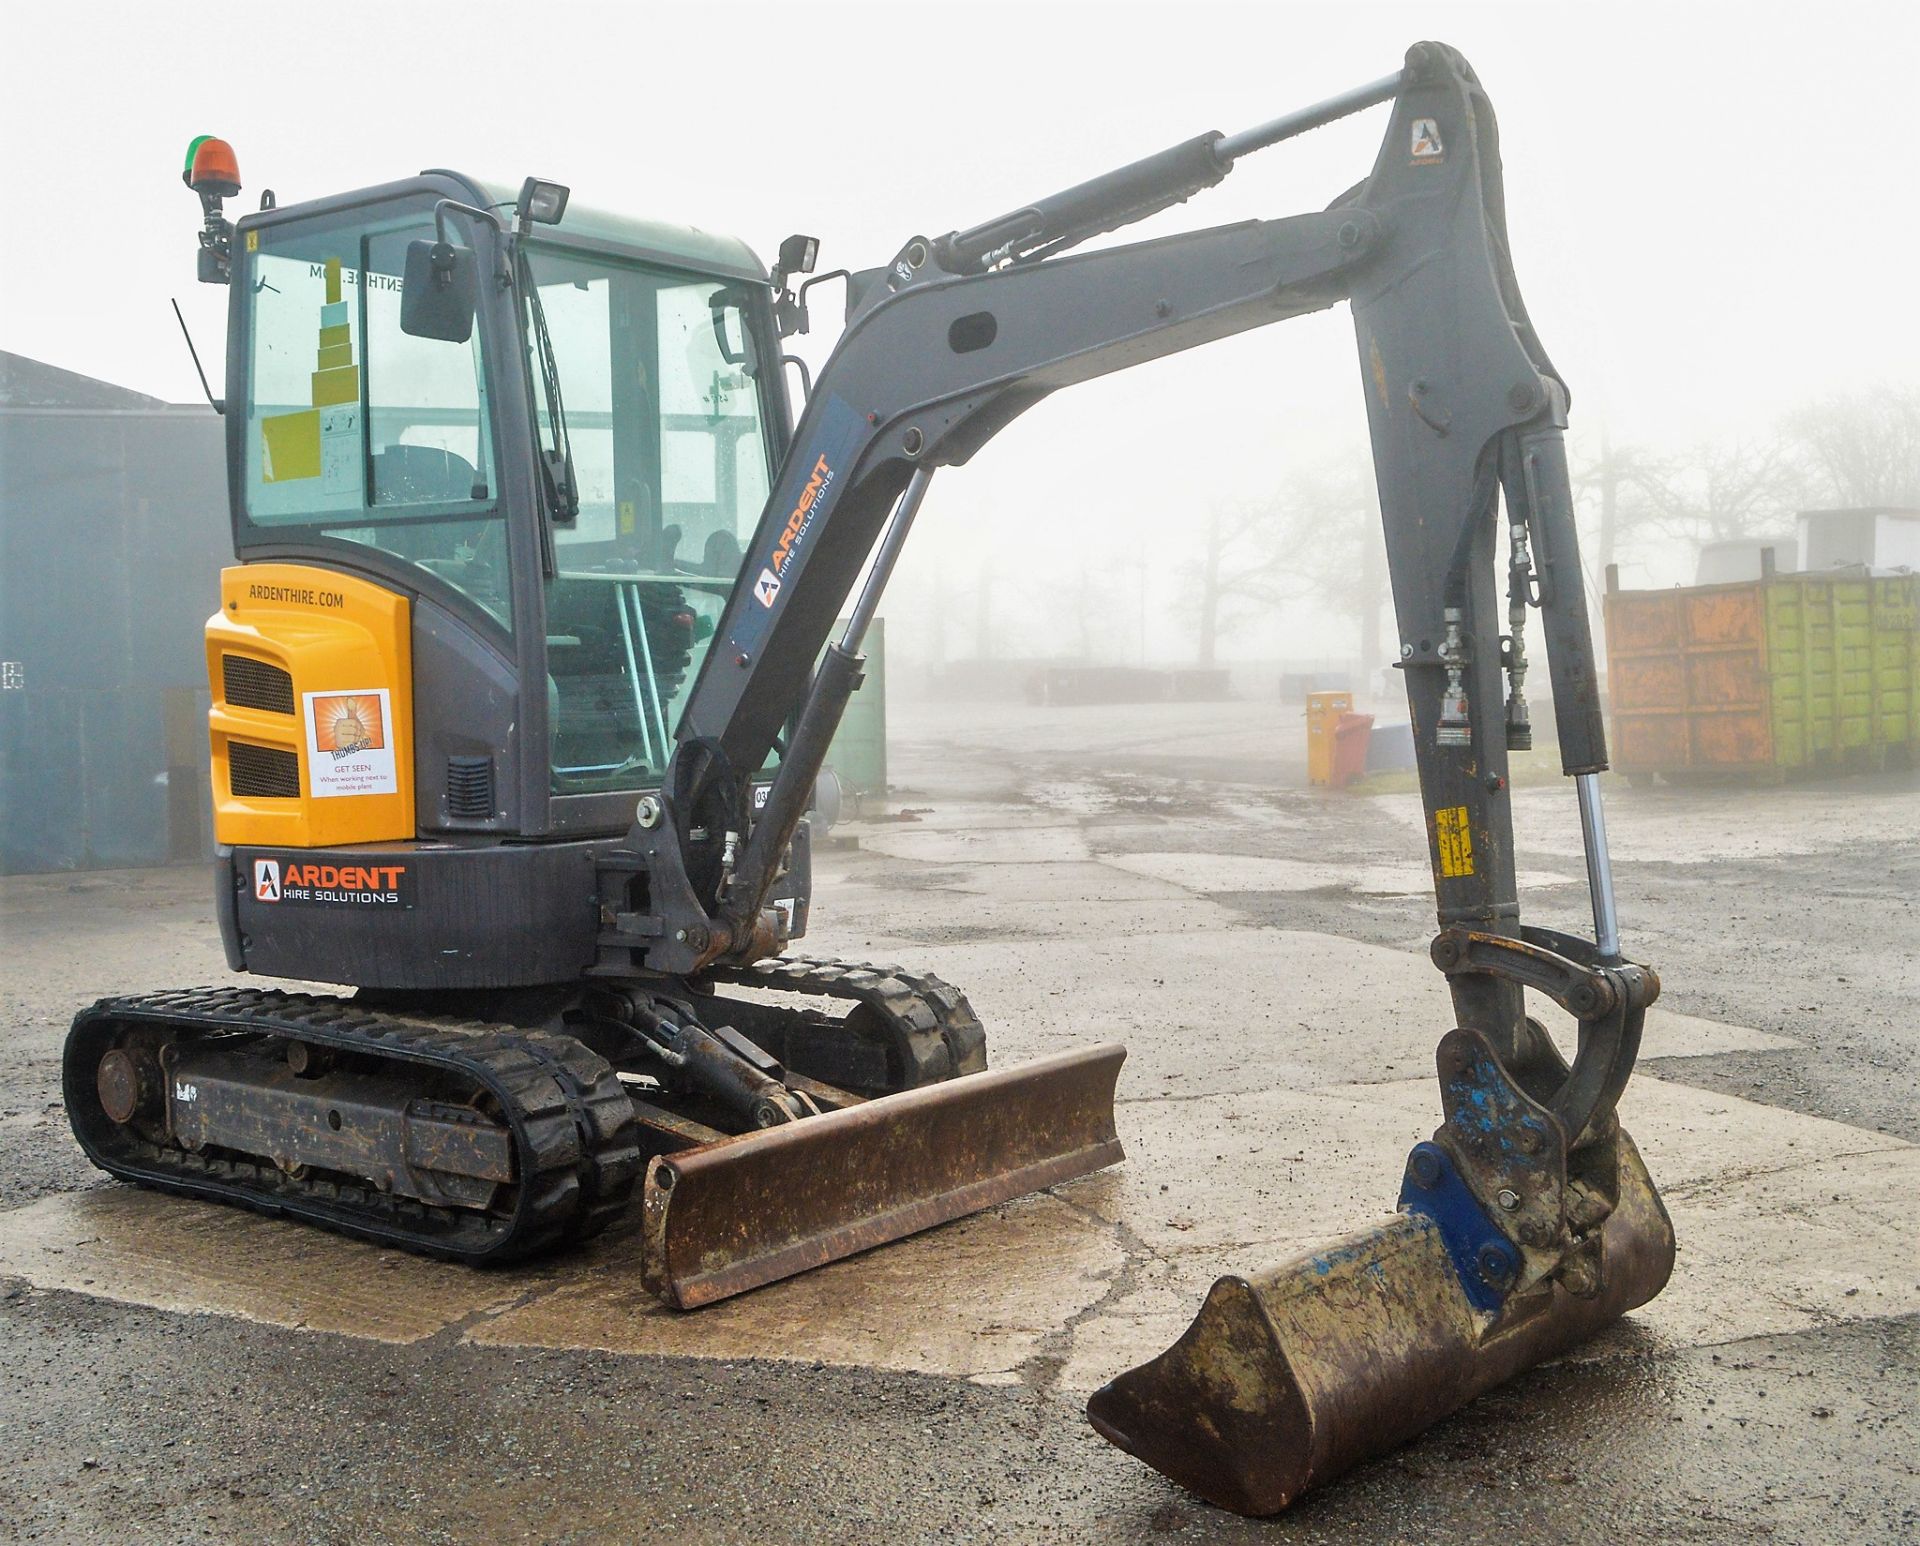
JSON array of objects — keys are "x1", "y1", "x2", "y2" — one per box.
[{"x1": 206, "y1": 563, "x2": 414, "y2": 848}]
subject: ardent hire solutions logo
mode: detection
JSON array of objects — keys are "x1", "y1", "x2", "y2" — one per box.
[{"x1": 758, "y1": 453, "x2": 834, "y2": 606}]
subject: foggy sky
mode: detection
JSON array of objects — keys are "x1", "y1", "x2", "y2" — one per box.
[{"x1": 6, "y1": 1, "x2": 1915, "y2": 667}]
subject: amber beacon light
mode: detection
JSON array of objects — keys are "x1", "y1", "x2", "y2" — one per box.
[{"x1": 184, "y1": 135, "x2": 241, "y2": 198}]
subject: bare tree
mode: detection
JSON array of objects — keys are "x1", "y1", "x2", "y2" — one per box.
[
  {"x1": 1570, "y1": 435, "x2": 1668, "y2": 583},
  {"x1": 1179, "y1": 464, "x2": 1381, "y2": 670},
  {"x1": 1789, "y1": 387, "x2": 1920, "y2": 508},
  {"x1": 1182, "y1": 499, "x2": 1303, "y2": 667},
  {"x1": 1283, "y1": 460, "x2": 1386, "y2": 678},
  {"x1": 1064, "y1": 567, "x2": 1123, "y2": 661},
  {"x1": 1619, "y1": 438, "x2": 1810, "y2": 548}
]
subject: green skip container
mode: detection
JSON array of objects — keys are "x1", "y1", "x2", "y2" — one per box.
[{"x1": 1604, "y1": 566, "x2": 1920, "y2": 782}]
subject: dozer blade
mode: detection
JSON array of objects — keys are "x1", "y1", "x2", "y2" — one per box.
[
  {"x1": 1087, "y1": 1130, "x2": 1674, "y2": 1516},
  {"x1": 641, "y1": 1042, "x2": 1126, "y2": 1308}
]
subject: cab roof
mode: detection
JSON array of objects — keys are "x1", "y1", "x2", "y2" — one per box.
[
  {"x1": 233, "y1": 170, "x2": 770, "y2": 286},
  {"x1": 450, "y1": 173, "x2": 770, "y2": 285}
]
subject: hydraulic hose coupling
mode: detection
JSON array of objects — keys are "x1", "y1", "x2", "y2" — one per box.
[
  {"x1": 1436, "y1": 608, "x2": 1472, "y2": 748},
  {"x1": 1504, "y1": 690, "x2": 1533, "y2": 753},
  {"x1": 1504, "y1": 519, "x2": 1535, "y2": 752}
]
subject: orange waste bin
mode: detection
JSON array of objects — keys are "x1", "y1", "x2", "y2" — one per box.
[
  {"x1": 1331, "y1": 712, "x2": 1375, "y2": 788},
  {"x1": 1305, "y1": 691, "x2": 1353, "y2": 786}
]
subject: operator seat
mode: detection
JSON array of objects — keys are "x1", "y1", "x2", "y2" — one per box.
[
  {"x1": 701, "y1": 529, "x2": 743, "y2": 577},
  {"x1": 371, "y1": 444, "x2": 483, "y2": 506}
]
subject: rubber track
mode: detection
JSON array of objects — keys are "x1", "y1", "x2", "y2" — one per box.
[
  {"x1": 701, "y1": 954, "x2": 988, "y2": 1086},
  {"x1": 64, "y1": 988, "x2": 641, "y2": 1265}
]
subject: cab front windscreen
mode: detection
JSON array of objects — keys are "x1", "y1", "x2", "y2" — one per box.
[{"x1": 240, "y1": 201, "x2": 508, "y2": 628}]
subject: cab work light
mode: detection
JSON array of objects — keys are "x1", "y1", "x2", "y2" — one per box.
[{"x1": 517, "y1": 178, "x2": 570, "y2": 229}]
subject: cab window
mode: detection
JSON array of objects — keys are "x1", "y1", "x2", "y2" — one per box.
[
  {"x1": 525, "y1": 245, "x2": 774, "y2": 792},
  {"x1": 241, "y1": 203, "x2": 508, "y2": 630}
]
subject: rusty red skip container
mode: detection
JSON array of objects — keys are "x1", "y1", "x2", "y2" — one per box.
[{"x1": 1330, "y1": 712, "x2": 1374, "y2": 787}]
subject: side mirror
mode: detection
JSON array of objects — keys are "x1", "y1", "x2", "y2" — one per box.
[
  {"x1": 400, "y1": 239, "x2": 478, "y2": 342},
  {"x1": 709, "y1": 290, "x2": 753, "y2": 369}
]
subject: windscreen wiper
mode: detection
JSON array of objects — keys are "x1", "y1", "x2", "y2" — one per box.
[{"x1": 520, "y1": 253, "x2": 578, "y2": 525}]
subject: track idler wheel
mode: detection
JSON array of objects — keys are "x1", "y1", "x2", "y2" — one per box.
[{"x1": 95, "y1": 1045, "x2": 161, "y2": 1126}]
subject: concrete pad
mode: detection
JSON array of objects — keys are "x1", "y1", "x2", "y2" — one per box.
[
  {"x1": 1368, "y1": 782, "x2": 1820, "y2": 869},
  {"x1": 1074, "y1": 1084, "x2": 1423, "y2": 1254},
  {"x1": 1336, "y1": 1066, "x2": 1907, "y2": 1193},
  {"x1": 852, "y1": 800, "x2": 1087, "y2": 832},
  {"x1": 813, "y1": 858, "x2": 1194, "y2": 910},
  {"x1": 3, "y1": 1082, "x2": 1905, "y2": 1400},
  {"x1": 1055, "y1": 1076, "x2": 1920, "y2": 1392},
  {"x1": 808, "y1": 890, "x2": 1245, "y2": 955},
  {"x1": 795, "y1": 858, "x2": 1234, "y2": 959},
  {"x1": 855, "y1": 824, "x2": 1094, "y2": 865},
  {"x1": 468, "y1": 1188, "x2": 1125, "y2": 1381},
  {"x1": 893, "y1": 928, "x2": 1801, "y2": 1087},
  {"x1": 1284, "y1": 1076, "x2": 1920, "y2": 1354},
  {"x1": 0, "y1": 1189, "x2": 524, "y2": 1342},
  {"x1": 912, "y1": 859, "x2": 1193, "y2": 904},
  {"x1": 1649, "y1": 1147, "x2": 1920, "y2": 1343},
  {"x1": 1104, "y1": 849, "x2": 1580, "y2": 897},
  {"x1": 1512, "y1": 780, "x2": 1920, "y2": 864},
  {"x1": 0, "y1": 1182, "x2": 1127, "y2": 1381},
  {"x1": 1019, "y1": 779, "x2": 1130, "y2": 818}
]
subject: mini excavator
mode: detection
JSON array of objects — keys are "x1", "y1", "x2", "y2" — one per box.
[{"x1": 67, "y1": 42, "x2": 1673, "y2": 1511}]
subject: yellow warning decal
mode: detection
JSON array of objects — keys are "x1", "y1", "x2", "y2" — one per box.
[
  {"x1": 245, "y1": 230, "x2": 259, "y2": 252},
  {"x1": 1435, "y1": 805, "x2": 1475, "y2": 878},
  {"x1": 261, "y1": 409, "x2": 321, "y2": 481}
]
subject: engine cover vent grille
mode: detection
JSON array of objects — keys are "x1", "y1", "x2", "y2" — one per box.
[
  {"x1": 229, "y1": 741, "x2": 301, "y2": 799},
  {"x1": 222, "y1": 655, "x2": 295, "y2": 715},
  {"x1": 446, "y1": 755, "x2": 495, "y2": 819}
]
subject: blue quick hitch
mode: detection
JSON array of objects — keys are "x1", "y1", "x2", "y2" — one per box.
[{"x1": 1397, "y1": 1140, "x2": 1521, "y2": 1313}]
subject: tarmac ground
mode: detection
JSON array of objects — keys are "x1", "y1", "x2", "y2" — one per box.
[{"x1": 3, "y1": 694, "x2": 1917, "y2": 1544}]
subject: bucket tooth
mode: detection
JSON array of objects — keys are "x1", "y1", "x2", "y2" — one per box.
[
  {"x1": 1087, "y1": 1130, "x2": 1673, "y2": 1516},
  {"x1": 641, "y1": 1042, "x2": 1126, "y2": 1308}
]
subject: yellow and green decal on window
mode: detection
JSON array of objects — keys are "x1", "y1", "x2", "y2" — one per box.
[{"x1": 261, "y1": 257, "x2": 360, "y2": 484}]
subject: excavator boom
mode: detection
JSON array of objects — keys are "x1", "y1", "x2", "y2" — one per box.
[{"x1": 624, "y1": 38, "x2": 1672, "y2": 1509}]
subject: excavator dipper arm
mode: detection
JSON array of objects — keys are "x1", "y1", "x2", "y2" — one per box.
[{"x1": 619, "y1": 43, "x2": 1674, "y2": 1487}]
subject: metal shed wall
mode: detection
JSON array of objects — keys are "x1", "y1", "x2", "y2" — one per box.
[{"x1": 0, "y1": 404, "x2": 228, "y2": 872}]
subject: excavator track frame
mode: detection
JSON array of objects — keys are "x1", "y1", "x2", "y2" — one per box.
[
  {"x1": 64, "y1": 958, "x2": 1121, "y2": 1299},
  {"x1": 697, "y1": 953, "x2": 987, "y2": 1092},
  {"x1": 65, "y1": 988, "x2": 642, "y2": 1264}
]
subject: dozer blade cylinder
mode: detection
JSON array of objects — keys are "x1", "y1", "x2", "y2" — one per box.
[
  {"x1": 642, "y1": 1043, "x2": 1126, "y2": 1308},
  {"x1": 1087, "y1": 1132, "x2": 1673, "y2": 1516}
]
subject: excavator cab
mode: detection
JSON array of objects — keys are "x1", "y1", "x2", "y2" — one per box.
[
  {"x1": 64, "y1": 154, "x2": 1128, "y2": 1303},
  {"x1": 222, "y1": 177, "x2": 786, "y2": 852},
  {"x1": 182, "y1": 172, "x2": 846, "y2": 984}
]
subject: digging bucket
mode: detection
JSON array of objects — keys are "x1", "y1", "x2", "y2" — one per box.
[{"x1": 1086, "y1": 1130, "x2": 1673, "y2": 1515}]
